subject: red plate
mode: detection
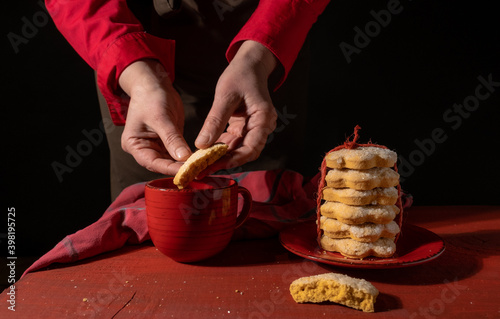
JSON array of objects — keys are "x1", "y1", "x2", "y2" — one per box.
[{"x1": 279, "y1": 221, "x2": 445, "y2": 269}]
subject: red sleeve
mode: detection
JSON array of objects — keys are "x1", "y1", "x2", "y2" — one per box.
[
  {"x1": 45, "y1": 0, "x2": 175, "y2": 125},
  {"x1": 226, "y1": 0, "x2": 330, "y2": 89}
]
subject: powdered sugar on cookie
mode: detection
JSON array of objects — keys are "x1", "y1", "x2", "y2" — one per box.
[{"x1": 325, "y1": 147, "x2": 397, "y2": 169}]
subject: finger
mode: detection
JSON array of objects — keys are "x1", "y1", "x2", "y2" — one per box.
[
  {"x1": 202, "y1": 133, "x2": 268, "y2": 175},
  {"x1": 197, "y1": 110, "x2": 275, "y2": 177},
  {"x1": 197, "y1": 148, "x2": 247, "y2": 177},
  {"x1": 225, "y1": 109, "x2": 276, "y2": 166},
  {"x1": 204, "y1": 103, "x2": 275, "y2": 174},
  {"x1": 226, "y1": 117, "x2": 246, "y2": 138},
  {"x1": 195, "y1": 155, "x2": 232, "y2": 180},
  {"x1": 195, "y1": 91, "x2": 241, "y2": 149},
  {"x1": 122, "y1": 120, "x2": 188, "y2": 175},
  {"x1": 196, "y1": 133, "x2": 243, "y2": 178},
  {"x1": 216, "y1": 132, "x2": 243, "y2": 151},
  {"x1": 130, "y1": 147, "x2": 184, "y2": 176},
  {"x1": 154, "y1": 121, "x2": 192, "y2": 161}
]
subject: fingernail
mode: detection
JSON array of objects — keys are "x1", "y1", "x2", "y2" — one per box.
[
  {"x1": 196, "y1": 131, "x2": 211, "y2": 146},
  {"x1": 176, "y1": 147, "x2": 190, "y2": 160}
]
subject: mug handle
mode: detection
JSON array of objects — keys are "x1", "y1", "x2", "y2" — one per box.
[{"x1": 235, "y1": 186, "x2": 252, "y2": 229}]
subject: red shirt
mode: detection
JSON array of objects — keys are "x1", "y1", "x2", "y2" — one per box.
[{"x1": 46, "y1": 0, "x2": 330, "y2": 125}]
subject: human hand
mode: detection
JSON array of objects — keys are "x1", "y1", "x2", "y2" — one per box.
[
  {"x1": 195, "y1": 40, "x2": 279, "y2": 175},
  {"x1": 119, "y1": 59, "x2": 192, "y2": 175}
]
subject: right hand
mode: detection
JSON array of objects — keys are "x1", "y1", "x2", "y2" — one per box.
[
  {"x1": 194, "y1": 40, "x2": 279, "y2": 175},
  {"x1": 118, "y1": 59, "x2": 192, "y2": 176}
]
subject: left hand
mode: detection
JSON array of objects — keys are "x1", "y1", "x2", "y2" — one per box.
[
  {"x1": 194, "y1": 40, "x2": 279, "y2": 174},
  {"x1": 119, "y1": 59, "x2": 192, "y2": 176}
]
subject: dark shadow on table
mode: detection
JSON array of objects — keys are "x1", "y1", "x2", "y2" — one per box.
[
  {"x1": 317, "y1": 229, "x2": 499, "y2": 286},
  {"x1": 195, "y1": 235, "x2": 289, "y2": 267},
  {"x1": 23, "y1": 236, "x2": 287, "y2": 276},
  {"x1": 375, "y1": 293, "x2": 402, "y2": 312},
  {"x1": 21, "y1": 228, "x2": 499, "y2": 291},
  {"x1": 286, "y1": 292, "x2": 402, "y2": 312}
]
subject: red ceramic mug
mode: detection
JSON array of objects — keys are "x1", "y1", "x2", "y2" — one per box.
[{"x1": 145, "y1": 176, "x2": 252, "y2": 262}]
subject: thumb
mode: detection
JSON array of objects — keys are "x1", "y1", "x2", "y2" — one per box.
[{"x1": 195, "y1": 93, "x2": 240, "y2": 149}]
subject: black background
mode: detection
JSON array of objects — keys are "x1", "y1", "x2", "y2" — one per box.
[{"x1": 2, "y1": 0, "x2": 499, "y2": 265}]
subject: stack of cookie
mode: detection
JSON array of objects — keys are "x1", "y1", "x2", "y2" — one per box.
[{"x1": 318, "y1": 146, "x2": 401, "y2": 258}]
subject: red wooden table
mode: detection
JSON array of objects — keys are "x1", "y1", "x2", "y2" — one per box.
[{"x1": 2, "y1": 206, "x2": 499, "y2": 318}]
